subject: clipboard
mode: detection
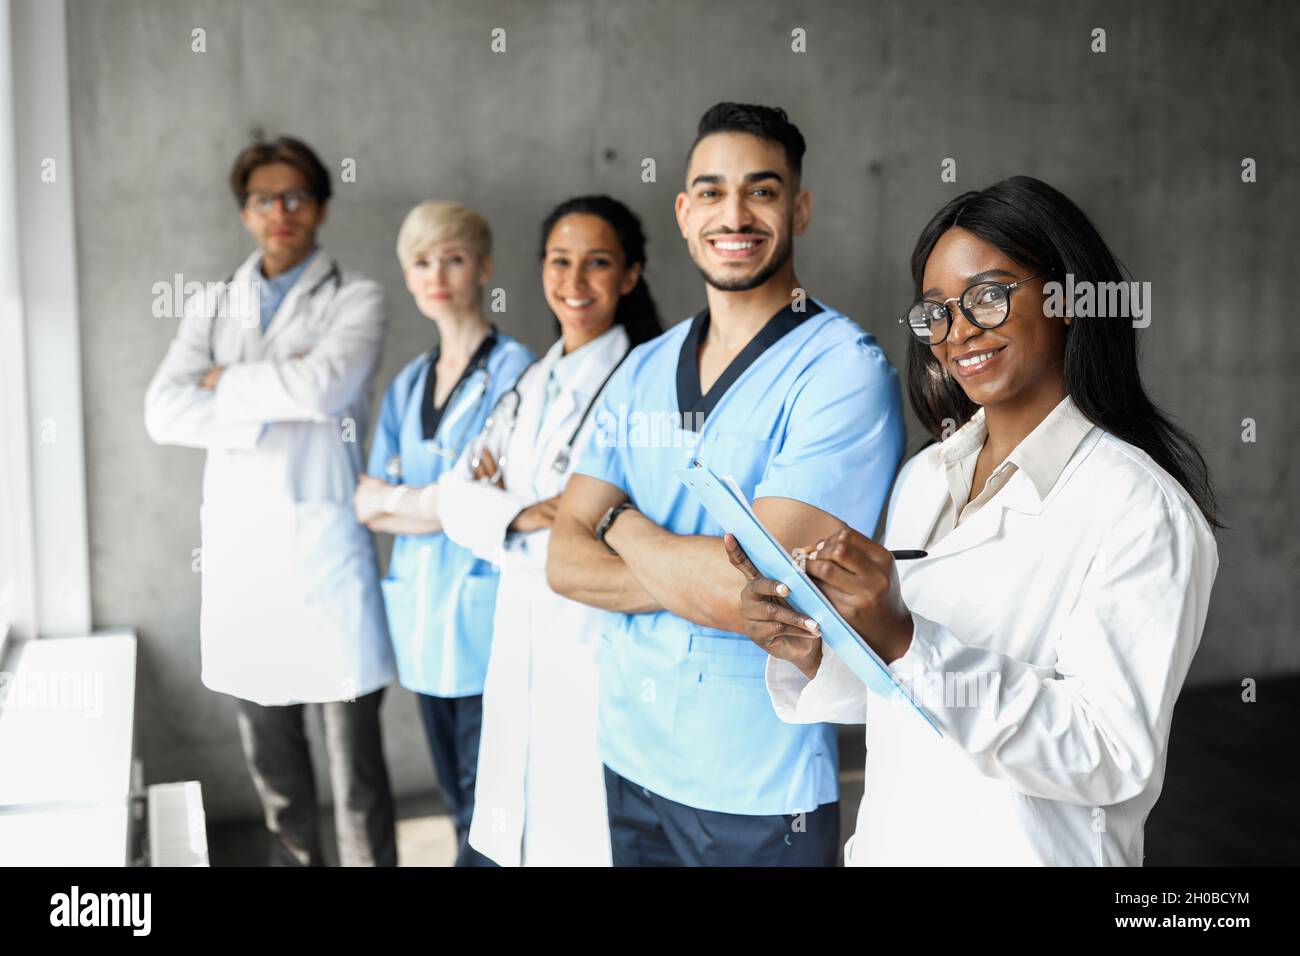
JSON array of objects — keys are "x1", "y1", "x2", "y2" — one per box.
[{"x1": 674, "y1": 460, "x2": 941, "y2": 735}]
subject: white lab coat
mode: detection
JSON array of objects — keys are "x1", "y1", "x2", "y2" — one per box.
[
  {"x1": 439, "y1": 325, "x2": 629, "y2": 866},
  {"x1": 144, "y1": 249, "x2": 394, "y2": 706},
  {"x1": 767, "y1": 425, "x2": 1219, "y2": 865}
]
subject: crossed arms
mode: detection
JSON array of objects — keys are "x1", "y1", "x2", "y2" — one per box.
[{"x1": 546, "y1": 473, "x2": 845, "y2": 632}]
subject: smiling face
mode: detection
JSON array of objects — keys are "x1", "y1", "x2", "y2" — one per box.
[
  {"x1": 922, "y1": 226, "x2": 1067, "y2": 410},
  {"x1": 675, "y1": 132, "x2": 809, "y2": 292},
  {"x1": 239, "y1": 162, "x2": 326, "y2": 269},
  {"x1": 542, "y1": 213, "x2": 640, "y2": 345},
  {"x1": 404, "y1": 241, "x2": 491, "y2": 322}
]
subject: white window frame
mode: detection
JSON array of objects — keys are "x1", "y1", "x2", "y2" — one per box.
[{"x1": 0, "y1": 0, "x2": 90, "y2": 645}]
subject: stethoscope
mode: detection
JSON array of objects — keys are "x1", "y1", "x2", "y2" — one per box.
[
  {"x1": 207, "y1": 260, "x2": 342, "y2": 358},
  {"x1": 470, "y1": 348, "x2": 630, "y2": 483},
  {"x1": 384, "y1": 335, "x2": 498, "y2": 482}
]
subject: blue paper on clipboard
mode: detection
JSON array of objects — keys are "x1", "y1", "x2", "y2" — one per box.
[{"x1": 674, "y1": 460, "x2": 941, "y2": 735}]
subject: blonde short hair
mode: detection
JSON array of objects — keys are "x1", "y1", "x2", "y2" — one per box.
[{"x1": 396, "y1": 201, "x2": 492, "y2": 271}]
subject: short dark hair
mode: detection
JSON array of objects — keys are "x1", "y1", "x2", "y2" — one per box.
[
  {"x1": 687, "y1": 102, "x2": 807, "y2": 179},
  {"x1": 228, "y1": 135, "x2": 332, "y2": 207}
]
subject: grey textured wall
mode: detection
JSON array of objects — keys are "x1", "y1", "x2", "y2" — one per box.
[{"x1": 68, "y1": 0, "x2": 1298, "y2": 822}]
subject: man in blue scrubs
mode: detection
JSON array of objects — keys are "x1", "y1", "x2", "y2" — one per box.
[{"x1": 547, "y1": 102, "x2": 906, "y2": 865}]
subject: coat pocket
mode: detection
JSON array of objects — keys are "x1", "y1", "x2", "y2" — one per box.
[
  {"x1": 686, "y1": 632, "x2": 769, "y2": 685},
  {"x1": 291, "y1": 501, "x2": 375, "y2": 690},
  {"x1": 454, "y1": 568, "x2": 501, "y2": 683}
]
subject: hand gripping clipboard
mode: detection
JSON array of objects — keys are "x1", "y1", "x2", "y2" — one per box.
[{"x1": 674, "y1": 460, "x2": 941, "y2": 735}]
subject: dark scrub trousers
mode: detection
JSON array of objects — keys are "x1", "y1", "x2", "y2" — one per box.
[
  {"x1": 234, "y1": 687, "x2": 397, "y2": 866},
  {"x1": 417, "y1": 692, "x2": 496, "y2": 867},
  {"x1": 604, "y1": 766, "x2": 840, "y2": 866}
]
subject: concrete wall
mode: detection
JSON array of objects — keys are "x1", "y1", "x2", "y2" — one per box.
[{"x1": 66, "y1": 0, "x2": 1298, "y2": 821}]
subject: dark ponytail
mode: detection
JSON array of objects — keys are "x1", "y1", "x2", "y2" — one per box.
[
  {"x1": 907, "y1": 176, "x2": 1221, "y2": 529},
  {"x1": 538, "y1": 195, "x2": 663, "y2": 347}
]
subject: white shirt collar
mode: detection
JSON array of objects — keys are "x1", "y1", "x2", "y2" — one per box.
[
  {"x1": 938, "y1": 395, "x2": 1096, "y2": 501},
  {"x1": 545, "y1": 324, "x2": 624, "y2": 391}
]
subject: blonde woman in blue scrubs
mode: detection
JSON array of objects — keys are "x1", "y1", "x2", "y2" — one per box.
[{"x1": 353, "y1": 201, "x2": 532, "y2": 866}]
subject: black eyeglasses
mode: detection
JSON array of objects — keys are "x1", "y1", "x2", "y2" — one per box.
[
  {"x1": 243, "y1": 188, "x2": 315, "y2": 215},
  {"x1": 901, "y1": 273, "x2": 1043, "y2": 345}
]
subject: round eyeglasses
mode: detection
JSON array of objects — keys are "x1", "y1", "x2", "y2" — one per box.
[
  {"x1": 902, "y1": 273, "x2": 1043, "y2": 345},
  {"x1": 243, "y1": 188, "x2": 315, "y2": 215}
]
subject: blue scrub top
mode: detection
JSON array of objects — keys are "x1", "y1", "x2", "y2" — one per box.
[
  {"x1": 368, "y1": 330, "x2": 534, "y2": 697},
  {"x1": 576, "y1": 299, "x2": 906, "y2": 815}
]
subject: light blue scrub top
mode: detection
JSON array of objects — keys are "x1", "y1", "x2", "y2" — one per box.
[
  {"x1": 367, "y1": 330, "x2": 534, "y2": 697},
  {"x1": 576, "y1": 299, "x2": 906, "y2": 815}
]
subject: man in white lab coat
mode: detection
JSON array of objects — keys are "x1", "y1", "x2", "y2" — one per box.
[{"x1": 144, "y1": 136, "x2": 396, "y2": 866}]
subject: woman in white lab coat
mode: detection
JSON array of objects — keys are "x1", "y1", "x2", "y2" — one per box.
[
  {"x1": 728, "y1": 176, "x2": 1221, "y2": 866},
  {"x1": 438, "y1": 196, "x2": 663, "y2": 866}
]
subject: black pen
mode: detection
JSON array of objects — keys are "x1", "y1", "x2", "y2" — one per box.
[{"x1": 793, "y1": 546, "x2": 928, "y2": 568}]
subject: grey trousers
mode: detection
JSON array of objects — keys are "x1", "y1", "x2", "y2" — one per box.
[{"x1": 234, "y1": 686, "x2": 397, "y2": 866}]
